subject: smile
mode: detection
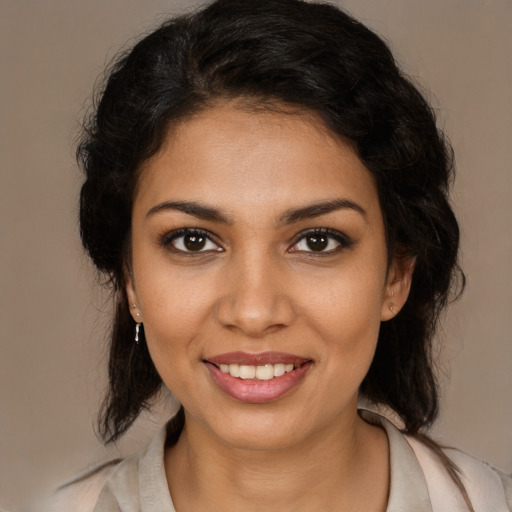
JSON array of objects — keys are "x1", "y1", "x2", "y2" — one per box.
[
  {"x1": 204, "y1": 352, "x2": 312, "y2": 403},
  {"x1": 219, "y1": 363, "x2": 296, "y2": 380}
]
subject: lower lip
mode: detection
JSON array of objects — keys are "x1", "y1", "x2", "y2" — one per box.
[{"x1": 205, "y1": 362, "x2": 312, "y2": 403}]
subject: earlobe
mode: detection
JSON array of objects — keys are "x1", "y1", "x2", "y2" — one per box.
[
  {"x1": 381, "y1": 257, "x2": 415, "y2": 321},
  {"x1": 125, "y1": 271, "x2": 142, "y2": 323}
]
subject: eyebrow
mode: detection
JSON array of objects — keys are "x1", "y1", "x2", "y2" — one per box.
[
  {"x1": 146, "y1": 200, "x2": 232, "y2": 224},
  {"x1": 278, "y1": 198, "x2": 367, "y2": 226},
  {"x1": 146, "y1": 198, "x2": 366, "y2": 225}
]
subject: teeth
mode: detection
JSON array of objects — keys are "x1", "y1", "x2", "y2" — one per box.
[
  {"x1": 229, "y1": 363, "x2": 240, "y2": 378},
  {"x1": 255, "y1": 364, "x2": 274, "y2": 380},
  {"x1": 273, "y1": 363, "x2": 285, "y2": 377},
  {"x1": 219, "y1": 363, "x2": 299, "y2": 380},
  {"x1": 239, "y1": 365, "x2": 256, "y2": 379}
]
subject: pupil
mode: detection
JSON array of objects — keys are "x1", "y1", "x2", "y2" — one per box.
[
  {"x1": 306, "y1": 234, "x2": 328, "y2": 251},
  {"x1": 184, "y1": 233, "x2": 206, "y2": 251}
]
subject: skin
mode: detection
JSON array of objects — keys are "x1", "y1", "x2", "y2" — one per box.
[{"x1": 126, "y1": 102, "x2": 414, "y2": 512}]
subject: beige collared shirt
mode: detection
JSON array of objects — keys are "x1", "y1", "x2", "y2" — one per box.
[{"x1": 46, "y1": 410, "x2": 511, "y2": 512}]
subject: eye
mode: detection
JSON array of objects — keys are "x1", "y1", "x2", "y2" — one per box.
[
  {"x1": 162, "y1": 229, "x2": 222, "y2": 253},
  {"x1": 289, "y1": 229, "x2": 352, "y2": 254}
]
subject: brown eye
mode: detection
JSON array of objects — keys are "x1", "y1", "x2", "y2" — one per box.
[
  {"x1": 164, "y1": 229, "x2": 222, "y2": 253},
  {"x1": 184, "y1": 233, "x2": 207, "y2": 251},
  {"x1": 290, "y1": 228, "x2": 351, "y2": 254},
  {"x1": 305, "y1": 234, "x2": 329, "y2": 252}
]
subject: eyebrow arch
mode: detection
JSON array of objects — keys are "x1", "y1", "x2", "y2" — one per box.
[
  {"x1": 146, "y1": 200, "x2": 232, "y2": 224},
  {"x1": 278, "y1": 198, "x2": 367, "y2": 226}
]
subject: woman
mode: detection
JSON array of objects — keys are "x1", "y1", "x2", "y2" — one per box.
[{"x1": 50, "y1": 0, "x2": 511, "y2": 510}]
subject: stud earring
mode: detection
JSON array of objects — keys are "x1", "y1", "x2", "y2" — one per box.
[
  {"x1": 389, "y1": 303, "x2": 396, "y2": 315},
  {"x1": 131, "y1": 304, "x2": 142, "y2": 321},
  {"x1": 135, "y1": 322, "x2": 142, "y2": 344}
]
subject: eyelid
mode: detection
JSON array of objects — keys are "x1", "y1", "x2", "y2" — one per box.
[
  {"x1": 288, "y1": 227, "x2": 353, "y2": 254},
  {"x1": 160, "y1": 227, "x2": 223, "y2": 253},
  {"x1": 158, "y1": 227, "x2": 352, "y2": 255}
]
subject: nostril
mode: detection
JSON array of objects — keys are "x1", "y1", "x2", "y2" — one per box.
[{"x1": 215, "y1": 290, "x2": 296, "y2": 337}]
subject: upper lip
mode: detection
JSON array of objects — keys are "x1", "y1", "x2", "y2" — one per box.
[{"x1": 205, "y1": 351, "x2": 311, "y2": 366}]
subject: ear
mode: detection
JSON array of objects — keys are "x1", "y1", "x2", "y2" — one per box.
[
  {"x1": 125, "y1": 268, "x2": 143, "y2": 323},
  {"x1": 380, "y1": 256, "x2": 415, "y2": 321}
]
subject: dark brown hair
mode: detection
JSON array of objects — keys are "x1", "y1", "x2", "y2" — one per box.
[{"x1": 79, "y1": 0, "x2": 463, "y2": 448}]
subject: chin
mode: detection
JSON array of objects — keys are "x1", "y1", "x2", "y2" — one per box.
[
  {"x1": 218, "y1": 426, "x2": 305, "y2": 453},
  {"x1": 210, "y1": 404, "x2": 329, "y2": 453}
]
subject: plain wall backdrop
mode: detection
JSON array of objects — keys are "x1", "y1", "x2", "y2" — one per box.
[{"x1": 1, "y1": 1, "x2": 511, "y2": 509}]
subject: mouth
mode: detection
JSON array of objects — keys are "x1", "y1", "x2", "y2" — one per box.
[
  {"x1": 217, "y1": 362, "x2": 300, "y2": 380},
  {"x1": 203, "y1": 352, "x2": 313, "y2": 403}
]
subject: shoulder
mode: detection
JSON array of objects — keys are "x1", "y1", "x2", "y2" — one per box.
[
  {"x1": 445, "y1": 448, "x2": 512, "y2": 508},
  {"x1": 407, "y1": 435, "x2": 512, "y2": 511},
  {"x1": 358, "y1": 406, "x2": 511, "y2": 510},
  {"x1": 39, "y1": 459, "x2": 122, "y2": 512}
]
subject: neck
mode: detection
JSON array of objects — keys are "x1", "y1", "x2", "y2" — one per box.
[{"x1": 165, "y1": 408, "x2": 389, "y2": 512}]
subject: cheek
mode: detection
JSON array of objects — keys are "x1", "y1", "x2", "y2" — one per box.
[
  {"x1": 314, "y1": 305, "x2": 382, "y2": 401},
  {"x1": 300, "y1": 264, "x2": 385, "y2": 363},
  {"x1": 133, "y1": 260, "x2": 220, "y2": 385},
  {"x1": 136, "y1": 249, "x2": 216, "y2": 328}
]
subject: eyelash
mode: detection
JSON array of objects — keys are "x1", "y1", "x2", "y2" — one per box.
[
  {"x1": 290, "y1": 228, "x2": 354, "y2": 255},
  {"x1": 159, "y1": 227, "x2": 353, "y2": 255},
  {"x1": 159, "y1": 228, "x2": 222, "y2": 254}
]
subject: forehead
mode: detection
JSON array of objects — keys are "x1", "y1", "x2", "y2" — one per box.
[{"x1": 135, "y1": 103, "x2": 380, "y2": 219}]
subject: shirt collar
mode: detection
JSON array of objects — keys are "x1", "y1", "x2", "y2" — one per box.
[
  {"x1": 103, "y1": 409, "x2": 433, "y2": 512},
  {"x1": 359, "y1": 409, "x2": 433, "y2": 512}
]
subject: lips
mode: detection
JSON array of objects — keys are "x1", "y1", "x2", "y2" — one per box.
[{"x1": 204, "y1": 351, "x2": 312, "y2": 403}]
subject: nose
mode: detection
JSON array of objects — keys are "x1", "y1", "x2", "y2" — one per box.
[{"x1": 215, "y1": 253, "x2": 296, "y2": 338}]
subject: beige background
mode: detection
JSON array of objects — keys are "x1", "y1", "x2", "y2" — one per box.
[{"x1": 1, "y1": 0, "x2": 511, "y2": 509}]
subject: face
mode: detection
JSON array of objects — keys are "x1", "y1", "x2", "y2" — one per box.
[{"x1": 126, "y1": 103, "x2": 412, "y2": 451}]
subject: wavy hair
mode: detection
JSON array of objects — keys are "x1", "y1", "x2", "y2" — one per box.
[{"x1": 78, "y1": 0, "x2": 463, "y2": 449}]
